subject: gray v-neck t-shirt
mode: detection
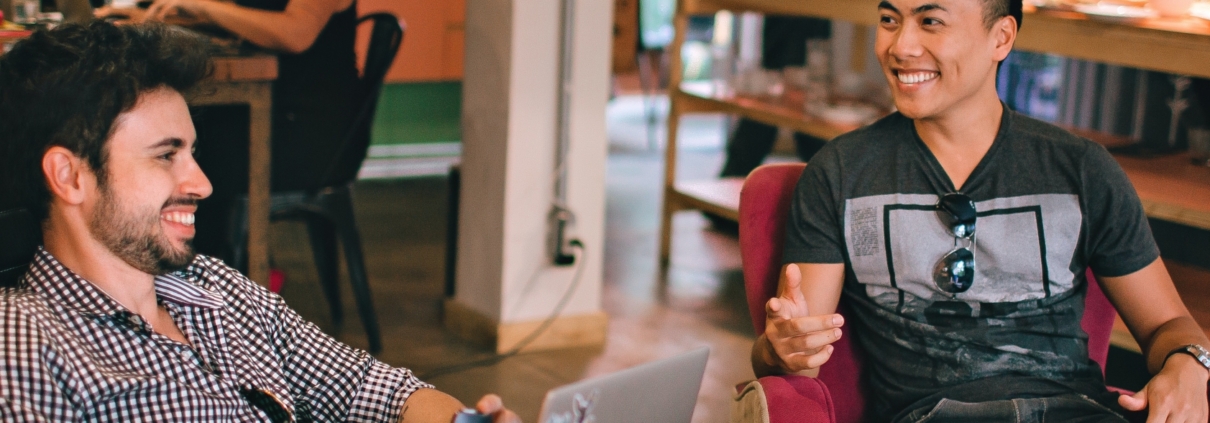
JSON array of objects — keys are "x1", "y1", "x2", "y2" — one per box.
[{"x1": 784, "y1": 107, "x2": 1159, "y2": 419}]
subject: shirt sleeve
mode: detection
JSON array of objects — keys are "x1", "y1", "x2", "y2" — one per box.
[
  {"x1": 783, "y1": 146, "x2": 847, "y2": 264},
  {"x1": 264, "y1": 289, "x2": 433, "y2": 422},
  {"x1": 1080, "y1": 143, "x2": 1160, "y2": 277}
]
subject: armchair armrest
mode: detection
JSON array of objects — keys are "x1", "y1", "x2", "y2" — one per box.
[{"x1": 732, "y1": 375, "x2": 836, "y2": 423}]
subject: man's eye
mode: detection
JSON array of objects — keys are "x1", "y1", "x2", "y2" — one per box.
[
  {"x1": 159, "y1": 151, "x2": 176, "y2": 161},
  {"x1": 880, "y1": 15, "x2": 897, "y2": 25},
  {"x1": 922, "y1": 17, "x2": 942, "y2": 26}
]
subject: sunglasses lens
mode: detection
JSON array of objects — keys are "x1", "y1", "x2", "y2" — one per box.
[
  {"x1": 938, "y1": 194, "x2": 977, "y2": 238},
  {"x1": 933, "y1": 248, "x2": 974, "y2": 293}
]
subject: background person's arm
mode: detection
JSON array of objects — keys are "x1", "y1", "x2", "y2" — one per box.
[
  {"x1": 751, "y1": 262, "x2": 846, "y2": 378},
  {"x1": 1098, "y1": 259, "x2": 1209, "y2": 421},
  {"x1": 142, "y1": 0, "x2": 350, "y2": 54}
]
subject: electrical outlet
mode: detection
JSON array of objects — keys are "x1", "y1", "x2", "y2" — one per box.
[{"x1": 548, "y1": 205, "x2": 577, "y2": 266}]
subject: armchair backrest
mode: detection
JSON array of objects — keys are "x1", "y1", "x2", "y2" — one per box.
[
  {"x1": 737, "y1": 163, "x2": 1117, "y2": 423},
  {"x1": 0, "y1": 209, "x2": 40, "y2": 288}
]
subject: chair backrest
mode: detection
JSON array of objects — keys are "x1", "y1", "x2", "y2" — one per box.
[
  {"x1": 319, "y1": 13, "x2": 405, "y2": 188},
  {"x1": 0, "y1": 209, "x2": 40, "y2": 288},
  {"x1": 737, "y1": 163, "x2": 1117, "y2": 423}
]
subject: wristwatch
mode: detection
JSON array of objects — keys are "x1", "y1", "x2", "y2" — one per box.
[{"x1": 1165, "y1": 344, "x2": 1210, "y2": 373}]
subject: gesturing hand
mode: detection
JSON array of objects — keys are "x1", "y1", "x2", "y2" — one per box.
[{"x1": 761, "y1": 265, "x2": 845, "y2": 374}]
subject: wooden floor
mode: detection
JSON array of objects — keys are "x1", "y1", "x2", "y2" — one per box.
[{"x1": 271, "y1": 146, "x2": 753, "y2": 422}]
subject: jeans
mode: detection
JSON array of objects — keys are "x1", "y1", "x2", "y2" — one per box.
[{"x1": 897, "y1": 394, "x2": 1129, "y2": 423}]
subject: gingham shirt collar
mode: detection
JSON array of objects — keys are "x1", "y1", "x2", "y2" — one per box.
[{"x1": 22, "y1": 247, "x2": 226, "y2": 317}]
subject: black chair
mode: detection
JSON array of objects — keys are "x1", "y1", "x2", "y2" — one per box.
[
  {"x1": 231, "y1": 14, "x2": 405, "y2": 354},
  {"x1": 0, "y1": 209, "x2": 40, "y2": 288}
]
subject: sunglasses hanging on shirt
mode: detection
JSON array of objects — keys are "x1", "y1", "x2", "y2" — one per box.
[{"x1": 933, "y1": 193, "x2": 977, "y2": 296}]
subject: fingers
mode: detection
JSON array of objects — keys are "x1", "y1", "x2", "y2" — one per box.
[
  {"x1": 779, "y1": 344, "x2": 835, "y2": 373},
  {"x1": 146, "y1": 0, "x2": 175, "y2": 22},
  {"x1": 477, "y1": 395, "x2": 521, "y2": 423},
  {"x1": 1117, "y1": 386, "x2": 1148, "y2": 412},
  {"x1": 475, "y1": 394, "x2": 504, "y2": 415},
  {"x1": 774, "y1": 326, "x2": 843, "y2": 352},
  {"x1": 765, "y1": 297, "x2": 790, "y2": 322},
  {"x1": 781, "y1": 265, "x2": 808, "y2": 306},
  {"x1": 772, "y1": 314, "x2": 844, "y2": 339},
  {"x1": 144, "y1": 2, "x2": 165, "y2": 21}
]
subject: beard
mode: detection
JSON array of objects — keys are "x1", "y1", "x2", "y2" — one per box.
[{"x1": 89, "y1": 181, "x2": 197, "y2": 275}]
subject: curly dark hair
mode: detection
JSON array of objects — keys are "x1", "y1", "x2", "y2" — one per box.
[{"x1": 0, "y1": 21, "x2": 213, "y2": 222}]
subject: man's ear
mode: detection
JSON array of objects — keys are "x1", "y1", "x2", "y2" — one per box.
[
  {"x1": 992, "y1": 15, "x2": 1017, "y2": 62},
  {"x1": 41, "y1": 146, "x2": 96, "y2": 206}
]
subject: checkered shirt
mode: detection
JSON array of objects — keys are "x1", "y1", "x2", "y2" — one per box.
[{"x1": 0, "y1": 248, "x2": 432, "y2": 422}]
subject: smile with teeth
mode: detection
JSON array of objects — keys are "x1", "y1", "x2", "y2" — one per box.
[
  {"x1": 162, "y1": 211, "x2": 195, "y2": 226},
  {"x1": 897, "y1": 71, "x2": 939, "y2": 84}
]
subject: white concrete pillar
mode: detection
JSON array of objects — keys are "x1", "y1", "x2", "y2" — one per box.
[{"x1": 448, "y1": 0, "x2": 610, "y2": 353}]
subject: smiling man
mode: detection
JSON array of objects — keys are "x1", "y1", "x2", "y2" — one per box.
[
  {"x1": 750, "y1": 1, "x2": 1210, "y2": 422},
  {"x1": 0, "y1": 22, "x2": 518, "y2": 423}
]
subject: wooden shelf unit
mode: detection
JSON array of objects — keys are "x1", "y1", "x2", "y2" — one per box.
[{"x1": 657, "y1": 0, "x2": 1210, "y2": 350}]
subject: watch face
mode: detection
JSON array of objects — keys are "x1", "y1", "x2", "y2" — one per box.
[{"x1": 1189, "y1": 345, "x2": 1210, "y2": 369}]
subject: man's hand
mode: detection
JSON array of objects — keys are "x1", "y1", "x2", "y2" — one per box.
[
  {"x1": 760, "y1": 265, "x2": 845, "y2": 374},
  {"x1": 93, "y1": 5, "x2": 146, "y2": 22},
  {"x1": 144, "y1": 0, "x2": 214, "y2": 23},
  {"x1": 473, "y1": 394, "x2": 520, "y2": 423},
  {"x1": 1118, "y1": 354, "x2": 1209, "y2": 423}
]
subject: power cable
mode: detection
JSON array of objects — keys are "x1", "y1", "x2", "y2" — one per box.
[{"x1": 420, "y1": 240, "x2": 587, "y2": 380}]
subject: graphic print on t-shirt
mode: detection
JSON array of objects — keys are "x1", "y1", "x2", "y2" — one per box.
[{"x1": 844, "y1": 193, "x2": 1082, "y2": 314}]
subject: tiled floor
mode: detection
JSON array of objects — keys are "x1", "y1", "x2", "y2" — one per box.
[{"x1": 271, "y1": 106, "x2": 755, "y2": 421}]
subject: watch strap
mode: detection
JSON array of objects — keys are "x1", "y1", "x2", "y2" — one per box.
[{"x1": 1165, "y1": 344, "x2": 1210, "y2": 372}]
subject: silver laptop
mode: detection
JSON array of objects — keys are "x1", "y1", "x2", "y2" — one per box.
[{"x1": 537, "y1": 347, "x2": 709, "y2": 423}]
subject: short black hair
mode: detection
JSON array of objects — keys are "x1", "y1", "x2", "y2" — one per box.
[
  {"x1": 983, "y1": 0, "x2": 1024, "y2": 30},
  {"x1": 0, "y1": 21, "x2": 212, "y2": 222}
]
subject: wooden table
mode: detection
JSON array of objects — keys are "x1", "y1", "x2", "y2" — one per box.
[
  {"x1": 1, "y1": 34, "x2": 278, "y2": 285},
  {"x1": 197, "y1": 54, "x2": 278, "y2": 285}
]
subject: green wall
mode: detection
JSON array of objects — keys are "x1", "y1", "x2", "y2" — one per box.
[{"x1": 371, "y1": 82, "x2": 462, "y2": 146}]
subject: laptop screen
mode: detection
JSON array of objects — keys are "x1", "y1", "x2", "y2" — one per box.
[{"x1": 538, "y1": 347, "x2": 709, "y2": 423}]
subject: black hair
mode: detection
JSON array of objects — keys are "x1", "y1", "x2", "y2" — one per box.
[
  {"x1": 0, "y1": 21, "x2": 212, "y2": 222},
  {"x1": 984, "y1": 0, "x2": 1024, "y2": 30}
]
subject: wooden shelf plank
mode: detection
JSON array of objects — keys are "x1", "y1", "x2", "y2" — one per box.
[
  {"x1": 1068, "y1": 127, "x2": 1210, "y2": 232},
  {"x1": 670, "y1": 178, "x2": 745, "y2": 222},
  {"x1": 1115, "y1": 153, "x2": 1210, "y2": 231},
  {"x1": 680, "y1": 0, "x2": 1210, "y2": 79},
  {"x1": 675, "y1": 85, "x2": 872, "y2": 142}
]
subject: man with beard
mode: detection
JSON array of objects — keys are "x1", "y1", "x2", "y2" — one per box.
[{"x1": 0, "y1": 22, "x2": 518, "y2": 423}]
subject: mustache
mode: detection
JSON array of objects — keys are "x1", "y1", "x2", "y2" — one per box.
[{"x1": 162, "y1": 197, "x2": 201, "y2": 209}]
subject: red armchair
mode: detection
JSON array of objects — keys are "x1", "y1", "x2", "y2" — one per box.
[{"x1": 733, "y1": 163, "x2": 1129, "y2": 423}]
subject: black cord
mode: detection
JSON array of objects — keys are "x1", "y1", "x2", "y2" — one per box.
[{"x1": 420, "y1": 240, "x2": 587, "y2": 380}]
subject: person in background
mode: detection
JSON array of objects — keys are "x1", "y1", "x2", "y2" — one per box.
[
  {"x1": 99, "y1": 0, "x2": 363, "y2": 263},
  {"x1": 0, "y1": 22, "x2": 518, "y2": 423},
  {"x1": 718, "y1": 16, "x2": 832, "y2": 179},
  {"x1": 752, "y1": 0, "x2": 1209, "y2": 421},
  {"x1": 707, "y1": 16, "x2": 831, "y2": 233}
]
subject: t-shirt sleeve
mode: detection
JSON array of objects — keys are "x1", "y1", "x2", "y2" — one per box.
[
  {"x1": 1081, "y1": 143, "x2": 1160, "y2": 277},
  {"x1": 783, "y1": 147, "x2": 846, "y2": 264}
]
